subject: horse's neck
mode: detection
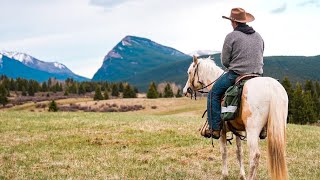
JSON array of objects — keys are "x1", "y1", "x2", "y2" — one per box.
[{"x1": 199, "y1": 60, "x2": 224, "y2": 90}]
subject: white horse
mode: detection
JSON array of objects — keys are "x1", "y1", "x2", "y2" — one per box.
[{"x1": 183, "y1": 56, "x2": 288, "y2": 180}]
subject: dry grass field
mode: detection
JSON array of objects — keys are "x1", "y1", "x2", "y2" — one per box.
[{"x1": 0, "y1": 97, "x2": 319, "y2": 179}]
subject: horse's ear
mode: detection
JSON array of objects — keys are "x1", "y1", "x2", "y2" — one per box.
[{"x1": 193, "y1": 55, "x2": 198, "y2": 64}]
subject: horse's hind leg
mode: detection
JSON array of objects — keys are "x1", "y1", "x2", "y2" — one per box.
[
  {"x1": 236, "y1": 136, "x2": 246, "y2": 180},
  {"x1": 247, "y1": 130, "x2": 260, "y2": 180},
  {"x1": 219, "y1": 130, "x2": 228, "y2": 178}
]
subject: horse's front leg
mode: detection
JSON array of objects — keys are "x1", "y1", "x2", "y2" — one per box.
[
  {"x1": 236, "y1": 136, "x2": 246, "y2": 180},
  {"x1": 219, "y1": 129, "x2": 228, "y2": 178}
]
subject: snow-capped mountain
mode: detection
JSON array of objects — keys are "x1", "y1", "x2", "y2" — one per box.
[
  {"x1": 188, "y1": 50, "x2": 221, "y2": 57},
  {"x1": 92, "y1": 35, "x2": 190, "y2": 81},
  {"x1": 0, "y1": 51, "x2": 89, "y2": 81},
  {"x1": 0, "y1": 51, "x2": 73, "y2": 75}
]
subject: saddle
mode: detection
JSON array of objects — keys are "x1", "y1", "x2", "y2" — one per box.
[
  {"x1": 200, "y1": 74, "x2": 260, "y2": 138},
  {"x1": 235, "y1": 74, "x2": 260, "y2": 84}
]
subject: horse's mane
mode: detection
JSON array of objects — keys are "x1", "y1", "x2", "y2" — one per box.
[{"x1": 196, "y1": 57, "x2": 223, "y2": 81}]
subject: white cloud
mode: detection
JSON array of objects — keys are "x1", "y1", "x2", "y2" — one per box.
[
  {"x1": 89, "y1": 0, "x2": 131, "y2": 9},
  {"x1": 270, "y1": 3, "x2": 287, "y2": 14}
]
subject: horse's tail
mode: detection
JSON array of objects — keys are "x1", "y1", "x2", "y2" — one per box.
[{"x1": 267, "y1": 89, "x2": 288, "y2": 180}]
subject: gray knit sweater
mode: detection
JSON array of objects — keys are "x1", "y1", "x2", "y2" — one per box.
[{"x1": 221, "y1": 31, "x2": 264, "y2": 75}]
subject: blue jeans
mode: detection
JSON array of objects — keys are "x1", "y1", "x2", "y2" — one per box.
[{"x1": 207, "y1": 71, "x2": 239, "y2": 130}]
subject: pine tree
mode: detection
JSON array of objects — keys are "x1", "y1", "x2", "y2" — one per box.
[
  {"x1": 28, "y1": 84, "x2": 35, "y2": 96},
  {"x1": 147, "y1": 82, "x2": 158, "y2": 99},
  {"x1": 32, "y1": 80, "x2": 40, "y2": 93},
  {"x1": 105, "y1": 82, "x2": 110, "y2": 92},
  {"x1": 0, "y1": 84, "x2": 9, "y2": 107},
  {"x1": 312, "y1": 92, "x2": 320, "y2": 120},
  {"x1": 281, "y1": 77, "x2": 294, "y2": 122},
  {"x1": 51, "y1": 84, "x2": 57, "y2": 93},
  {"x1": 304, "y1": 80, "x2": 315, "y2": 96},
  {"x1": 291, "y1": 83, "x2": 305, "y2": 124},
  {"x1": 64, "y1": 89, "x2": 69, "y2": 96},
  {"x1": 134, "y1": 87, "x2": 139, "y2": 94},
  {"x1": 101, "y1": 83, "x2": 106, "y2": 91},
  {"x1": 111, "y1": 84, "x2": 119, "y2": 97},
  {"x1": 54, "y1": 83, "x2": 61, "y2": 92},
  {"x1": 48, "y1": 100, "x2": 58, "y2": 112},
  {"x1": 48, "y1": 78, "x2": 52, "y2": 88},
  {"x1": 78, "y1": 84, "x2": 86, "y2": 95},
  {"x1": 303, "y1": 91, "x2": 317, "y2": 124},
  {"x1": 176, "y1": 89, "x2": 183, "y2": 98},
  {"x1": 94, "y1": 86, "x2": 104, "y2": 100},
  {"x1": 314, "y1": 81, "x2": 320, "y2": 119},
  {"x1": 123, "y1": 85, "x2": 136, "y2": 98},
  {"x1": 21, "y1": 86, "x2": 27, "y2": 96},
  {"x1": 9, "y1": 78, "x2": 16, "y2": 91},
  {"x1": 104, "y1": 90, "x2": 109, "y2": 100},
  {"x1": 164, "y1": 83, "x2": 174, "y2": 98},
  {"x1": 1, "y1": 77, "x2": 10, "y2": 90},
  {"x1": 314, "y1": 81, "x2": 320, "y2": 98},
  {"x1": 68, "y1": 83, "x2": 77, "y2": 94},
  {"x1": 60, "y1": 83, "x2": 64, "y2": 91},
  {"x1": 41, "y1": 82, "x2": 48, "y2": 92},
  {"x1": 119, "y1": 83, "x2": 124, "y2": 93}
]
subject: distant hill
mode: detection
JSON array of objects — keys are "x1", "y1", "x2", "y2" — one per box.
[
  {"x1": 125, "y1": 53, "x2": 320, "y2": 91},
  {"x1": 0, "y1": 51, "x2": 89, "y2": 82},
  {"x1": 263, "y1": 55, "x2": 320, "y2": 82},
  {"x1": 92, "y1": 35, "x2": 191, "y2": 81}
]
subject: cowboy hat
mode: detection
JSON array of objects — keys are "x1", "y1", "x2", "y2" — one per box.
[{"x1": 222, "y1": 8, "x2": 255, "y2": 23}]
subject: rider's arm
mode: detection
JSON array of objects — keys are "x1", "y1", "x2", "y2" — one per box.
[{"x1": 221, "y1": 34, "x2": 233, "y2": 68}]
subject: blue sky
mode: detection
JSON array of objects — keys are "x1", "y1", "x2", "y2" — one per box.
[{"x1": 1, "y1": 0, "x2": 319, "y2": 78}]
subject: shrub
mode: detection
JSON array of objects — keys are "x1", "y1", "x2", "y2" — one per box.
[{"x1": 48, "y1": 100, "x2": 58, "y2": 112}]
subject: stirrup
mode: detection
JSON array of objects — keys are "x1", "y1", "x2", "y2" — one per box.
[{"x1": 259, "y1": 127, "x2": 267, "y2": 139}]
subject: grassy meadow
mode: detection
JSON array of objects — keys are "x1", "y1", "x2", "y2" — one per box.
[{"x1": 0, "y1": 98, "x2": 319, "y2": 179}]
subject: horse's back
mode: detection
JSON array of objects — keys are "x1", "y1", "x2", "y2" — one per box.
[
  {"x1": 244, "y1": 77, "x2": 288, "y2": 102},
  {"x1": 240, "y1": 77, "x2": 288, "y2": 129}
]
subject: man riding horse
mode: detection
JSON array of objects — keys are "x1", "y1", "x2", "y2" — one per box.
[{"x1": 204, "y1": 8, "x2": 265, "y2": 139}]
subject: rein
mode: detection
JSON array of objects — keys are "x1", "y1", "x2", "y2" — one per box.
[{"x1": 188, "y1": 62, "x2": 226, "y2": 100}]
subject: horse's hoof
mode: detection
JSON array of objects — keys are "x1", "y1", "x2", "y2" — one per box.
[
  {"x1": 221, "y1": 174, "x2": 229, "y2": 180},
  {"x1": 240, "y1": 174, "x2": 246, "y2": 180}
]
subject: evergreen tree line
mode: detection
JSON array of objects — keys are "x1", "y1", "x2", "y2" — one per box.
[
  {"x1": 0, "y1": 75, "x2": 138, "y2": 106},
  {"x1": 281, "y1": 77, "x2": 320, "y2": 125},
  {"x1": 147, "y1": 82, "x2": 182, "y2": 99},
  {"x1": 92, "y1": 81, "x2": 138, "y2": 100},
  {"x1": 0, "y1": 75, "x2": 63, "y2": 96}
]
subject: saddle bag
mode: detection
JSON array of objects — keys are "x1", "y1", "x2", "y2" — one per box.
[{"x1": 221, "y1": 81, "x2": 245, "y2": 121}]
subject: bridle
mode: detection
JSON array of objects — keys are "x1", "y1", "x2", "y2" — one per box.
[
  {"x1": 187, "y1": 62, "x2": 226, "y2": 100},
  {"x1": 190, "y1": 62, "x2": 205, "y2": 90}
]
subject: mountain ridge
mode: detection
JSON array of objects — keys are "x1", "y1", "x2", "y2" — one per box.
[
  {"x1": 92, "y1": 35, "x2": 191, "y2": 81},
  {"x1": 0, "y1": 51, "x2": 89, "y2": 82}
]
